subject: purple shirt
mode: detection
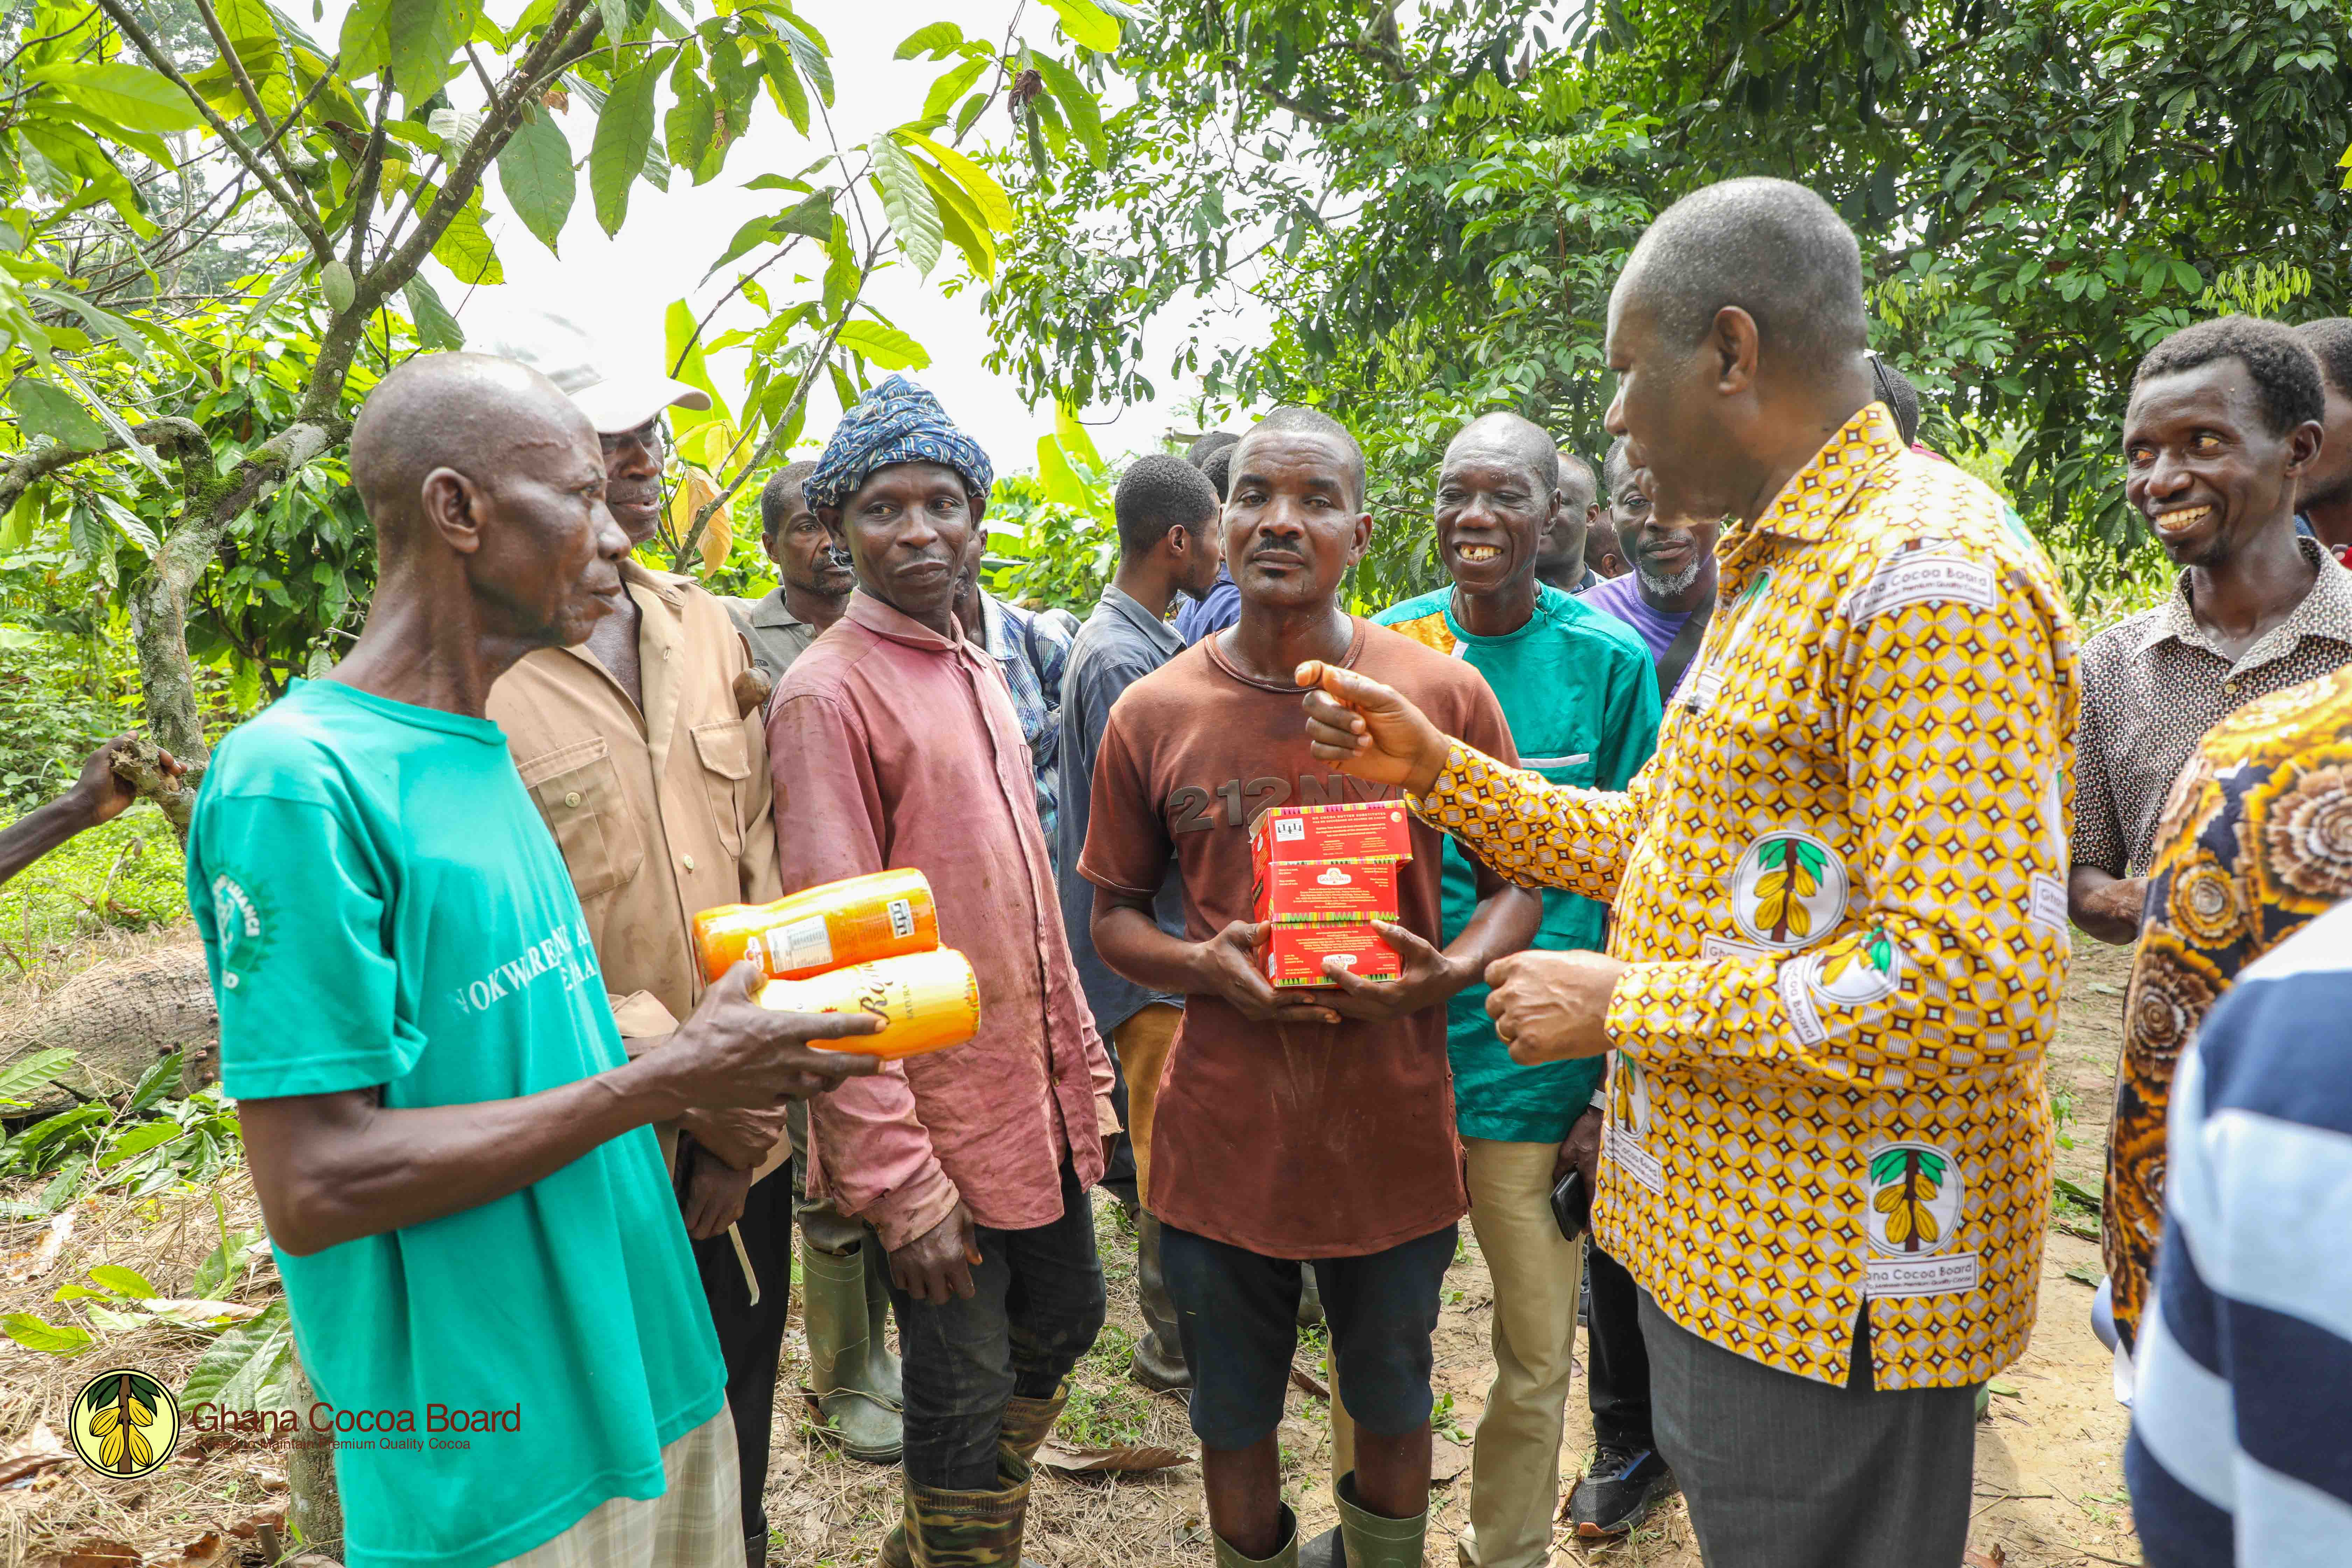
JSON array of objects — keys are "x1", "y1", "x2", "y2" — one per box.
[
  {"x1": 1582, "y1": 573, "x2": 1698, "y2": 699},
  {"x1": 767, "y1": 590, "x2": 1117, "y2": 1250}
]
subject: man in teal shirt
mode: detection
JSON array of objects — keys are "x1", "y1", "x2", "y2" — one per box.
[
  {"x1": 1375, "y1": 412, "x2": 1659, "y2": 1568},
  {"x1": 188, "y1": 354, "x2": 881, "y2": 1568}
]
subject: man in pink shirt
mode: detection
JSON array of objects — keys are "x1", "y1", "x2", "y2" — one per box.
[{"x1": 766, "y1": 378, "x2": 1118, "y2": 1566}]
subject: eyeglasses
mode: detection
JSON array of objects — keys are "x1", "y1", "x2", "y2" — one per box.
[{"x1": 599, "y1": 419, "x2": 670, "y2": 460}]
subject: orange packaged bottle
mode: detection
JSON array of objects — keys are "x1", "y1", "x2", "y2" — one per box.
[
  {"x1": 757, "y1": 948, "x2": 982, "y2": 1060},
  {"x1": 694, "y1": 868, "x2": 940, "y2": 985}
]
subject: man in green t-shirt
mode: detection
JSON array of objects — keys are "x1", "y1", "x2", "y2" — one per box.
[
  {"x1": 187, "y1": 354, "x2": 882, "y2": 1568},
  {"x1": 1374, "y1": 412, "x2": 1660, "y2": 1568}
]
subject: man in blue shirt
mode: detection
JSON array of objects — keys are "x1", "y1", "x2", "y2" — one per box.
[
  {"x1": 1056, "y1": 453, "x2": 1226, "y2": 1393},
  {"x1": 188, "y1": 354, "x2": 880, "y2": 1568},
  {"x1": 1176, "y1": 432, "x2": 1243, "y2": 644}
]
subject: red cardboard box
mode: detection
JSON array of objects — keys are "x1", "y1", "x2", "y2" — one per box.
[
  {"x1": 1264, "y1": 920, "x2": 1402, "y2": 987},
  {"x1": 1251, "y1": 800, "x2": 1413, "y2": 867},
  {"x1": 1254, "y1": 858, "x2": 1401, "y2": 926}
]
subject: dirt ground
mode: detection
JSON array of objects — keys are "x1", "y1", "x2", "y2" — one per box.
[{"x1": 1, "y1": 934, "x2": 2143, "y2": 1567}]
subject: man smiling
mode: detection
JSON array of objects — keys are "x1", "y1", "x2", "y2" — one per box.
[
  {"x1": 1375, "y1": 413, "x2": 1658, "y2": 1568},
  {"x1": 2069, "y1": 316, "x2": 2350, "y2": 945},
  {"x1": 766, "y1": 377, "x2": 1117, "y2": 1568},
  {"x1": 1083, "y1": 407, "x2": 1539, "y2": 1568},
  {"x1": 1580, "y1": 439, "x2": 1717, "y2": 701}
]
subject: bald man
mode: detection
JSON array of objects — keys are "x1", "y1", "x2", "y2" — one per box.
[
  {"x1": 186, "y1": 354, "x2": 881, "y2": 1568},
  {"x1": 1535, "y1": 446, "x2": 1605, "y2": 594},
  {"x1": 1375, "y1": 413, "x2": 1658, "y2": 1568},
  {"x1": 1300, "y1": 179, "x2": 2078, "y2": 1568}
]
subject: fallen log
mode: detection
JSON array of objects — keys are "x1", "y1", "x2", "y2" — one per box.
[{"x1": 0, "y1": 942, "x2": 218, "y2": 1112}]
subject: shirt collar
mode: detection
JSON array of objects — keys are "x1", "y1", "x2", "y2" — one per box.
[
  {"x1": 2134, "y1": 535, "x2": 2352, "y2": 674},
  {"x1": 749, "y1": 586, "x2": 810, "y2": 630},
  {"x1": 1728, "y1": 401, "x2": 1909, "y2": 553},
  {"x1": 978, "y1": 590, "x2": 1015, "y2": 659},
  {"x1": 1099, "y1": 586, "x2": 1185, "y2": 657},
  {"x1": 621, "y1": 556, "x2": 692, "y2": 609},
  {"x1": 845, "y1": 588, "x2": 962, "y2": 652}
]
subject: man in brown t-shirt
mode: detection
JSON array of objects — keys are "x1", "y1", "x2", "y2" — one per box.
[{"x1": 1082, "y1": 407, "x2": 1540, "y2": 1568}]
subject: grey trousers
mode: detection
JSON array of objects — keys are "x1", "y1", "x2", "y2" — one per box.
[
  {"x1": 785, "y1": 1100, "x2": 871, "y2": 1254},
  {"x1": 1639, "y1": 1293, "x2": 1978, "y2": 1568}
]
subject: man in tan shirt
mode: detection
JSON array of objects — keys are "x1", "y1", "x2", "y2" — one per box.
[{"x1": 482, "y1": 316, "x2": 801, "y2": 1568}]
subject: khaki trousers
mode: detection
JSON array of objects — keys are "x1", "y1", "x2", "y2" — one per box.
[
  {"x1": 1113, "y1": 1003, "x2": 1180, "y2": 1206},
  {"x1": 490, "y1": 1406, "x2": 743, "y2": 1568},
  {"x1": 1458, "y1": 1137, "x2": 1586, "y2": 1568}
]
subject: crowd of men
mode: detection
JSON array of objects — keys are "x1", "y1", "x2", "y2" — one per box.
[{"x1": 0, "y1": 172, "x2": 2333, "y2": 1568}]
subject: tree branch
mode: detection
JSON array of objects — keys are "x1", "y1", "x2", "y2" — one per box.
[
  {"x1": 190, "y1": 0, "x2": 303, "y2": 195},
  {"x1": 0, "y1": 419, "x2": 206, "y2": 515},
  {"x1": 91, "y1": 0, "x2": 335, "y2": 262},
  {"x1": 345, "y1": 77, "x2": 394, "y2": 273}
]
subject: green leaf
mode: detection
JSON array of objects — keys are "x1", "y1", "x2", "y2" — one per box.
[
  {"x1": 701, "y1": 215, "x2": 778, "y2": 283},
  {"x1": 1030, "y1": 54, "x2": 1105, "y2": 167},
  {"x1": 87, "y1": 1263, "x2": 157, "y2": 1298},
  {"x1": 665, "y1": 70, "x2": 716, "y2": 177},
  {"x1": 896, "y1": 22, "x2": 964, "y2": 59},
  {"x1": 836, "y1": 320, "x2": 930, "y2": 370},
  {"x1": 99, "y1": 1121, "x2": 184, "y2": 1169},
  {"x1": 182, "y1": 1301, "x2": 294, "y2": 1410},
  {"x1": 30, "y1": 62, "x2": 206, "y2": 133},
  {"x1": 386, "y1": 0, "x2": 478, "y2": 105},
  {"x1": 909, "y1": 157, "x2": 996, "y2": 280},
  {"x1": 1038, "y1": 0, "x2": 1121, "y2": 51},
  {"x1": 432, "y1": 202, "x2": 504, "y2": 284},
  {"x1": 770, "y1": 16, "x2": 833, "y2": 106},
  {"x1": 498, "y1": 106, "x2": 576, "y2": 254},
  {"x1": 1, "y1": 1314, "x2": 94, "y2": 1357},
  {"x1": 774, "y1": 189, "x2": 832, "y2": 240},
  {"x1": 591, "y1": 57, "x2": 662, "y2": 235},
  {"x1": 8, "y1": 377, "x2": 108, "y2": 451},
  {"x1": 759, "y1": 40, "x2": 809, "y2": 134},
  {"x1": 922, "y1": 57, "x2": 989, "y2": 124},
  {"x1": 2053, "y1": 1175, "x2": 2103, "y2": 1212},
  {"x1": 868, "y1": 134, "x2": 942, "y2": 276},
  {"x1": 93, "y1": 493, "x2": 157, "y2": 558},
  {"x1": 898, "y1": 130, "x2": 1013, "y2": 232},
  {"x1": 339, "y1": 0, "x2": 394, "y2": 78},
  {"x1": 403, "y1": 273, "x2": 465, "y2": 350},
  {"x1": 1037, "y1": 430, "x2": 1088, "y2": 507},
  {"x1": 0, "y1": 1049, "x2": 76, "y2": 1108},
  {"x1": 661, "y1": 298, "x2": 731, "y2": 426},
  {"x1": 1054, "y1": 401, "x2": 1104, "y2": 469}
]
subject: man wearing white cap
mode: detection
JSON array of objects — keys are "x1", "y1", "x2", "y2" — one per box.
[{"x1": 481, "y1": 315, "x2": 801, "y2": 1568}]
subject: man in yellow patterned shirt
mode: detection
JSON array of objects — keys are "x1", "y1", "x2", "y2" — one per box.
[{"x1": 1300, "y1": 178, "x2": 2078, "y2": 1568}]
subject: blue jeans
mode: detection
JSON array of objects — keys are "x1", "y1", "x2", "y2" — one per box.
[{"x1": 886, "y1": 1160, "x2": 1107, "y2": 1489}]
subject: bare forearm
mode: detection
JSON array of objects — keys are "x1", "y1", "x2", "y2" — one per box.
[
  {"x1": 1093, "y1": 897, "x2": 1209, "y2": 994},
  {"x1": 0, "y1": 795, "x2": 94, "y2": 889},
  {"x1": 2068, "y1": 866, "x2": 2144, "y2": 946},
  {"x1": 247, "y1": 1054, "x2": 691, "y2": 1256},
  {"x1": 1448, "y1": 883, "x2": 1542, "y2": 987}
]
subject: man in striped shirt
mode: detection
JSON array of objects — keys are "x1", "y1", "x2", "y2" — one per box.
[{"x1": 2127, "y1": 894, "x2": 2352, "y2": 1565}]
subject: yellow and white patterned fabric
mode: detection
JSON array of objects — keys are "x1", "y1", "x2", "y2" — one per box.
[{"x1": 1408, "y1": 403, "x2": 2079, "y2": 1389}]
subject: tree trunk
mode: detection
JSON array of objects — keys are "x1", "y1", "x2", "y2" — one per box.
[
  {"x1": 288, "y1": 1355, "x2": 345, "y2": 1561},
  {"x1": 0, "y1": 942, "x2": 217, "y2": 1111},
  {"x1": 129, "y1": 569, "x2": 210, "y2": 765}
]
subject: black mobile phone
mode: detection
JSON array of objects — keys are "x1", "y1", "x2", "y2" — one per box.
[{"x1": 1550, "y1": 1167, "x2": 1590, "y2": 1243}]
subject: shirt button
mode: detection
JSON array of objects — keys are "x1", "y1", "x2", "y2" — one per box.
[
  {"x1": 663, "y1": 647, "x2": 675, "y2": 661},
  {"x1": 682, "y1": 854, "x2": 697, "y2": 871},
  {"x1": 564, "y1": 791, "x2": 582, "y2": 808},
  {"x1": 2225, "y1": 681, "x2": 2240, "y2": 695}
]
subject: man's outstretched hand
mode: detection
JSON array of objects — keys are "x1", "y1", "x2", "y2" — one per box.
[
  {"x1": 654, "y1": 962, "x2": 886, "y2": 1110},
  {"x1": 1489, "y1": 950, "x2": 1625, "y2": 1064},
  {"x1": 1297, "y1": 662, "x2": 1451, "y2": 795}
]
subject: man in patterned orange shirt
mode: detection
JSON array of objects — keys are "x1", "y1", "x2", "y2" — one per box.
[{"x1": 1298, "y1": 178, "x2": 2078, "y2": 1568}]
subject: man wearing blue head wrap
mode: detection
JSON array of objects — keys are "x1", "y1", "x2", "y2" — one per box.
[{"x1": 767, "y1": 378, "x2": 1119, "y2": 1566}]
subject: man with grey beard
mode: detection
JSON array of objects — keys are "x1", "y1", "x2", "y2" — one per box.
[{"x1": 1581, "y1": 436, "x2": 1718, "y2": 702}]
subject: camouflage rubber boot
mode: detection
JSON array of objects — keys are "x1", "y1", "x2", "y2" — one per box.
[
  {"x1": 1214, "y1": 1504, "x2": 1301, "y2": 1568},
  {"x1": 891, "y1": 1454, "x2": 1036, "y2": 1567},
  {"x1": 996, "y1": 1379, "x2": 1069, "y2": 1467}
]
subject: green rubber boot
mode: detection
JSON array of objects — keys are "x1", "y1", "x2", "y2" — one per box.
[
  {"x1": 997, "y1": 1379, "x2": 1068, "y2": 1467},
  {"x1": 804, "y1": 1238, "x2": 904, "y2": 1464},
  {"x1": 1302, "y1": 1472, "x2": 1422, "y2": 1568},
  {"x1": 1214, "y1": 1504, "x2": 1301, "y2": 1568},
  {"x1": 863, "y1": 1233, "x2": 904, "y2": 1406}
]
